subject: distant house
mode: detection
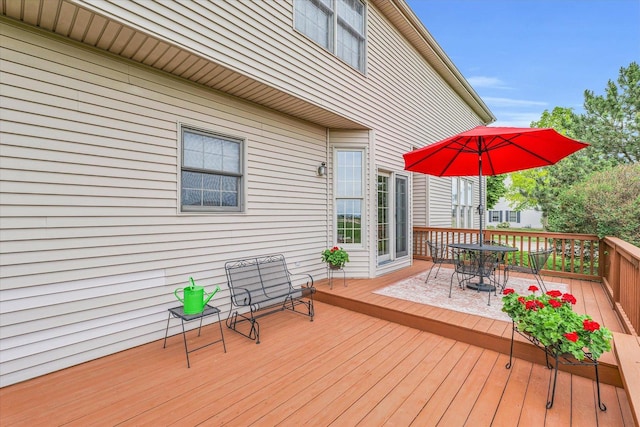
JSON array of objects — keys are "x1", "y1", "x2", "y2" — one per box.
[
  {"x1": 0, "y1": 0, "x2": 494, "y2": 385},
  {"x1": 486, "y1": 177, "x2": 543, "y2": 229},
  {"x1": 486, "y1": 200, "x2": 544, "y2": 229}
]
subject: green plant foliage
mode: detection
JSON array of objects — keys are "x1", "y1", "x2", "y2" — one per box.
[
  {"x1": 547, "y1": 164, "x2": 640, "y2": 246},
  {"x1": 486, "y1": 175, "x2": 507, "y2": 209},
  {"x1": 321, "y1": 246, "x2": 350, "y2": 266},
  {"x1": 508, "y1": 62, "x2": 639, "y2": 229},
  {"x1": 580, "y1": 61, "x2": 640, "y2": 164},
  {"x1": 502, "y1": 287, "x2": 612, "y2": 360}
]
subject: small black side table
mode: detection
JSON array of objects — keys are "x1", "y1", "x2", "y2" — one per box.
[{"x1": 163, "y1": 304, "x2": 226, "y2": 368}]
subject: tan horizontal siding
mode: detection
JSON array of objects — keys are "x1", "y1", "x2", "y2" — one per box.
[
  {"x1": 425, "y1": 176, "x2": 449, "y2": 227},
  {"x1": 0, "y1": 21, "x2": 328, "y2": 386}
]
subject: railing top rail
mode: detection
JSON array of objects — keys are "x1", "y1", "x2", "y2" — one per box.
[{"x1": 414, "y1": 226, "x2": 599, "y2": 240}]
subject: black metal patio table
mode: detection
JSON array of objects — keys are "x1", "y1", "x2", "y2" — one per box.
[{"x1": 447, "y1": 243, "x2": 517, "y2": 292}]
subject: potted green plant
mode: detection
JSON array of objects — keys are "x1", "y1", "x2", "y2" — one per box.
[
  {"x1": 321, "y1": 246, "x2": 350, "y2": 269},
  {"x1": 502, "y1": 286, "x2": 612, "y2": 360}
]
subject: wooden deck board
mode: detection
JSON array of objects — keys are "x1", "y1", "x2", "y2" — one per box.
[
  {"x1": 411, "y1": 345, "x2": 487, "y2": 424},
  {"x1": 0, "y1": 260, "x2": 634, "y2": 426},
  {"x1": 314, "y1": 260, "x2": 625, "y2": 388},
  {"x1": 519, "y1": 363, "x2": 553, "y2": 427}
]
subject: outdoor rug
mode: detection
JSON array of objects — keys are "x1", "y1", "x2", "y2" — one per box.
[{"x1": 373, "y1": 268, "x2": 568, "y2": 322}]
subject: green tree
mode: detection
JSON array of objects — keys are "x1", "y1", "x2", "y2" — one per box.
[
  {"x1": 507, "y1": 107, "x2": 584, "y2": 215},
  {"x1": 508, "y1": 62, "x2": 640, "y2": 222},
  {"x1": 547, "y1": 164, "x2": 640, "y2": 246},
  {"x1": 486, "y1": 175, "x2": 507, "y2": 209},
  {"x1": 580, "y1": 61, "x2": 640, "y2": 164}
]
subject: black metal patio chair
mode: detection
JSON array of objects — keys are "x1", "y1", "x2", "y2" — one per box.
[
  {"x1": 449, "y1": 248, "x2": 477, "y2": 297},
  {"x1": 425, "y1": 240, "x2": 448, "y2": 283},
  {"x1": 528, "y1": 249, "x2": 554, "y2": 293},
  {"x1": 484, "y1": 240, "x2": 512, "y2": 295},
  {"x1": 474, "y1": 249, "x2": 502, "y2": 306}
]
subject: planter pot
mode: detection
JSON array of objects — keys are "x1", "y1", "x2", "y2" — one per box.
[{"x1": 328, "y1": 263, "x2": 343, "y2": 270}]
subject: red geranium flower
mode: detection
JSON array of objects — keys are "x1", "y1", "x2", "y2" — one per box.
[
  {"x1": 528, "y1": 285, "x2": 539, "y2": 292},
  {"x1": 561, "y1": 293, "x2": 577, "y2": 305},
  {"x1": 546, "y1": 290, "x2": 562, "y2": 298},
  {"x1": 549, "y1": 299, "x2": 562, "y2": 308},
  {"x1": 517, "y1": 296, "x2": 525, "y2": 304},
  {"x1": 583, "y1": 319, "x2": 601, "y2": 332},
  {"x1": 503, "y1": 288, "x2": 515, "y2": 295},
  {"x1": 525, "y1": 300, "x2": 540, "y2": 311},
  {"x1": 564, "y1": 332, "x2": 579, "y2": 342}
]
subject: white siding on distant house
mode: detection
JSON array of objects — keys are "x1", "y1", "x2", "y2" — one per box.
[
  {"x1": 0, "y1": 21, "x2": 329, "y2": 386},
  {"x1": 487, "y1": 199, "x2": 543, "y2": 229}
]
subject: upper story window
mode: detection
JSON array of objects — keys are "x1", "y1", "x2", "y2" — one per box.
[
  {"x1": 180, "y1": 127, "x2": 243, "y2": 212},
  {"x1": 294, "y1": 0, "x2": 366, "y2": 72}
]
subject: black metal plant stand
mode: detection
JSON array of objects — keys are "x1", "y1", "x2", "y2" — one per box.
[
  {"x1": 506, "y1": 321, "x2": 606, "y2": 410},
  {"x1": 328, "y1": 264, "x2": 346, "y2": 289}
]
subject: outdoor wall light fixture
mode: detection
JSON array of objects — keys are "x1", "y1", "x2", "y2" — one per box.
[{"x1": 317, "y1": 162, "x2": 327, "y2": 176}]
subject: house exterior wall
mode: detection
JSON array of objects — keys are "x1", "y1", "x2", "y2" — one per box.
[
  {"x1": 0, "y1": 0, "x2": 492, "y2": 386},
  {"x1": 69, "y1": 0, "x2": 487, "y2": 131},
  {"x1": 0, "y1": 20, "x2": 332, "y2": 386}
]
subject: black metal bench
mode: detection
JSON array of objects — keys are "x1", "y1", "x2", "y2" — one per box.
[{"x1": 224, "y1": 254, "x2": 315, "y2": 344}]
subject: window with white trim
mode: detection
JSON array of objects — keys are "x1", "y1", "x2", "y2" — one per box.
[
  {"x1": 180, "y1": 127, "x2": 243, "y2": 212},
  {"x1": 452, "y1": 178, "x2": 473, "y2": 228},
  {"x1": 294, "y1": 0, "x2": 366, "y2": 72},
  {"x1": 377, "y1": 173, "x2": 408, "y2": 264},
  {"x1": 336, "y1": 149, "x2": 364, "y2": 245}
]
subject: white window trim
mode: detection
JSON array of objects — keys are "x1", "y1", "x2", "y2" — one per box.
[
  {"x1": 334, "y1": 147, "x2": 366, "y2": 249},
  {"x1": 293, "y1": 0, "x2": 367, "y2": 73},
  {"x1": 377, "y1": 172, "x2": 391, "y2": 263},
  {"x1": 452, "y1": 177, "x2": 474, "y2": 228},
  {"x1": 376, "y1": 170, "x2": 410, "y2": 265},
  {"x1": 177, "y1": 123, "x2": 246, "y2": 214}
]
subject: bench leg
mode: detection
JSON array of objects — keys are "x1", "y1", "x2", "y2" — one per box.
[
  {"x1": 226, "y1": 309, "x2": 261, "y2": 344},
  {"x1": 282, "y1": 294, "x2": 315, "y2": 321}
]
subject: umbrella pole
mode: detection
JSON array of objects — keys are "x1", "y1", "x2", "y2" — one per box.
[{"x1": 478, "y1": 155, "x2": 484, "y2": 246}]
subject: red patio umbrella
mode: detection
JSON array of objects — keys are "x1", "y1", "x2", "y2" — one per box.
[{"x1": 403, "y1": 125, "x2": 588, "y2": 244}]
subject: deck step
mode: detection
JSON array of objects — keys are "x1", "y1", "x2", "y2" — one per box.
[{"x1": 314, "y1": 283, "x2": 622, "y2": 388}]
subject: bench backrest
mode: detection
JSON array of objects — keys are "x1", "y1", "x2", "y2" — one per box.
[{"x1": 225, "y1": 254, "x2": 294, "y2": 306}]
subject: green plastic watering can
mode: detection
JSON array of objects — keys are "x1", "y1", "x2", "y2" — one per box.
[{"x1": 174, "y1": 277, "x2": 220, "y2": 314}]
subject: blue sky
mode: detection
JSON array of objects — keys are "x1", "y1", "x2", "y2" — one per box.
[{"x1": 405, "y1": 0, "x2": 640, "y2": 127}]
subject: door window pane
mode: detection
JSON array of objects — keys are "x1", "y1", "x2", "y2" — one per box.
[
  {"x1": 395, "y1": 176, "x2": 408, "y2": 257},
  {"x1": 377, "y1": 175, "x2": 389, "y2": 258}
]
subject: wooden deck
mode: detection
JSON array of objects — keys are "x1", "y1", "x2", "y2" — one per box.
[
  {"x1": 0, "y1": 261, "x2": 636, "y2": 426},
  {"x1": 315, "y1": 261, "x2": 626, "y2": 388}
]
